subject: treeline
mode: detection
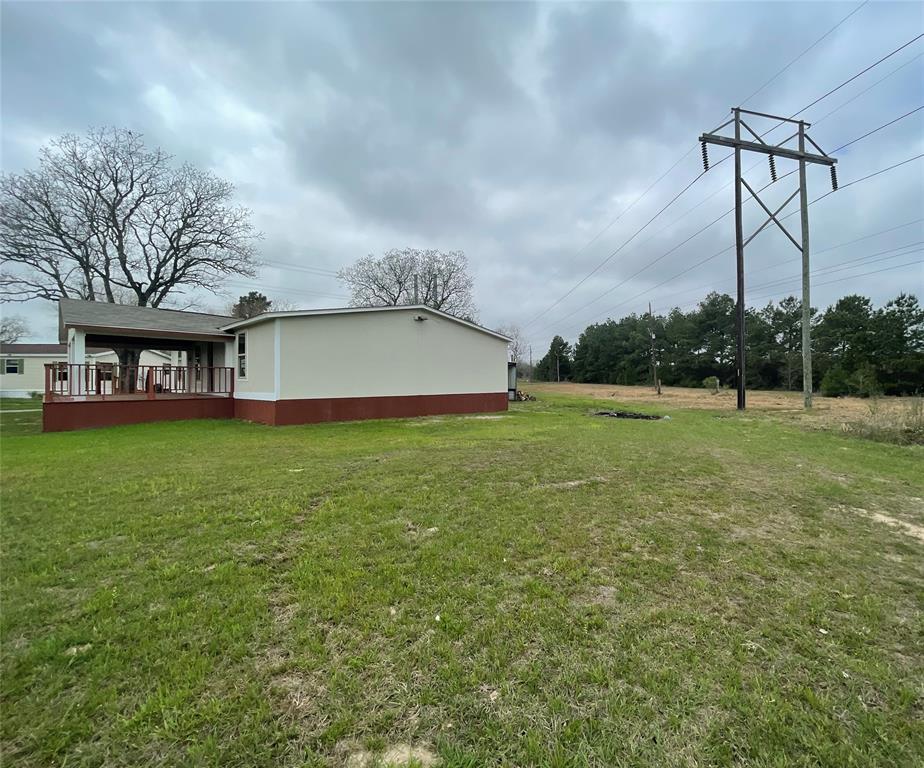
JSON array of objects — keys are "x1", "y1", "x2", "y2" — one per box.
[{"x1": 534, "y1": 292, "x2": 924, "y2": 396}]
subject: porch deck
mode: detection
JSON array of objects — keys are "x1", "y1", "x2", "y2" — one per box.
[
  {"x1": 43, "y1": 364, "x2": 236, "y2": 431},
  {"x1": 47, "y1": 391, "x2": 232, "y2": 403}
]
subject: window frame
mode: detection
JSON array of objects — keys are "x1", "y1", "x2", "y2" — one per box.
[
  {"x1": 236, "y1": 332, "x2": 248, "y2": 380},
  {"x1": 3, "y1": 358, "x2": 24, "y2": 375}
]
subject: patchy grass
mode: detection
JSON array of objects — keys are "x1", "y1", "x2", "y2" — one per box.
[{"x1": 2, "y1": 392, "x2": 922, "y2": 766}]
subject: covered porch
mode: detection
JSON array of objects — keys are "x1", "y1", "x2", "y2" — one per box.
[{"x1": 45, "y1": 300, "x2": 238, "y2": 431}]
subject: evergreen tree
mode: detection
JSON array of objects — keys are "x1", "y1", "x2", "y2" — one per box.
[{"x1": 535, "y1": 336, "x2": 573, "y2": 381}]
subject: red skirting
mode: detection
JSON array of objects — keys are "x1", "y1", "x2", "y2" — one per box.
[
  {"x1": 43, "y1": 397, "x2": 234, "y2": 432},
  {"x1": 236, "y1": 392, "x2": 508, "y2": 426}
]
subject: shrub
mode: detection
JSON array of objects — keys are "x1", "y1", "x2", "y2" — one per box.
[
  {"x1": 847, "y1": 363, "x2": 881, "y2": 398},
  {"x1": 820, "y1": 367, "x2": 850, "y2": 397},
  {"x1": 702, "y1": 376, "x2": 720, "y2": 393}
]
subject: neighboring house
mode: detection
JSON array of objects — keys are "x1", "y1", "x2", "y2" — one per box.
[
  {"x1": 43, "y1": 299, "x2": 510, "y2": 431},
  {"x1": 1, "y1": 343, "x2": 171, "y2": 399}
]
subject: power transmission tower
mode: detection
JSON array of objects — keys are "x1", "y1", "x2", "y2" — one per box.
[{"x1": 699, "y1": 108, "x2": 837, "y2": 410}]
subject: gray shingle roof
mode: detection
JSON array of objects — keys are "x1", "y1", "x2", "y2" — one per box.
[{"x1": 59, "y1": 299, "x2": 234, "y2": 341}]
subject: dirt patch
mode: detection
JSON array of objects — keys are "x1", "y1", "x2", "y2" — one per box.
[
  {"x1": 63, "y1": 643, "x2": 92, "y2": 656},
  {"x1": 273, "y1": 670, "x2": 327, "y2": 714},
  {"x1": 575, "y1": 584, "x2": 619, "y2": 608},
  {"x1": 344, "y1": 743, "x2": 438, "y2": 767},
  {"x1": 594, "y1": 410, "x2": 664, "y2": 420},
  {"x1": 841, "y1": 505, "x2": 924, "y2": 543},
  {"x1": 404, "y1": 521, "x2": 439, "y2": 540},
  {"x1": 538, "y1": 476, "x2": 607, "y2": 490}
]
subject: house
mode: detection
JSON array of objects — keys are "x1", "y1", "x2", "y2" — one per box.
[
  {"x1": 1, "y1": 343, "x2": 172, "y2": 399},
  {"x1": 42, "y1": 299, "x2": 511, "y2": 431}
]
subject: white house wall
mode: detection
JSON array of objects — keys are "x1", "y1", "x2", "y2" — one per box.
[
  {"x1": 275, "y1": 308, "x2": 508, "y2": 400},
  {"x1": 234, "y1": 321, "x2": 276, "y2": 396}
]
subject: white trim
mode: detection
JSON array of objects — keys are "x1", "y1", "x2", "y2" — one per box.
[
  {"x1": 220, "y1": 305, "x2": 512, "y2": 342},
  {"x1": 1, "y1": 353, "x2": 68, "y2": 358},
  {"x1": 232, "y1": 391, "x2": 277, "y2": 401},
  {"x1": 236, "y1": 331, "x2": 248, "y2": 381},
  {"x1": 273, "y1": 319, "x2": 281, "y2": 400},
  {"x1": 1, "y1": 349, "x2": 172, "y2": 360}
]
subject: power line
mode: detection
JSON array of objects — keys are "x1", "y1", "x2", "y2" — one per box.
[
  {"x1": 809, "y1": 152, "x2": 924, "y2": 206},
  {"x1": 746, "y1": 257, "x2": 923, "y2": 304},
  {"x1": 831, "y1": 105, "x2": 923, "y2": 153},
  {"x1": 740, "y1": 0, "x2": 870, "y2": 106},
  {"x1": 523, "y1": 168, "x2": 708, "y2": 327},
  {"x1": 227, "y1": 279, "x2": 348, "y2": 300},
  {"x1": 811, "y1": 50, "x2": 924, "y2": 125},
  {"x1": 531, "y1": 109, "x2": 922, "y2": 340},
  {"x1": 526, "y1": 33, "x2": 921, "y2": 334},
  {"x1": 261, "y1": 259, "x2": 340, "y2": 277},
  {"x1": 536, "y1": 150, "x2": 923, "y2": 341},
  {"x1": 640, "y1": 58, "x2": 923, "y2": 247},
  {"x1": 654, "y1": 252, "x2": 923, "y2": 315},
  {"x1": 703, "y1": 33, "x2": 924, "y2": 174},
  {"x1": 647, "y1": 156, "x2": 924, "y2": 313},
  {"x1": 790, "y1": 32, "x2": 924, "y2": 117},
  {"x1": 649, "y1": 227, "x2": 924, "y2": 307},
  {"x1": 748, "y1": 244, "x2": 923, "y2": 292}
]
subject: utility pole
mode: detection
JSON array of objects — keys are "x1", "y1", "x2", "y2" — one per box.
[
  {"x1": 699, "y1": 108, "x2": 837, "y2": 410},
  {"x1": 733, "y1": 108, "x2": 746, "y2": 410},
  {"x1": 647, "y1": 302, "x2": 661, "y2": 395},
  {"x1": 798, "y1": 122, "x2": 813, "y2": 409}
]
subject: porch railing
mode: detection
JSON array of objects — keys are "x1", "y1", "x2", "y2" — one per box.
[{"x1": 44, "y1": 364, "x2": 235, "y2": 400}]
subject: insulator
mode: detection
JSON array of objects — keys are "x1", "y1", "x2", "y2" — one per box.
[
  {"x1": 830, "y1": 166, "x2": 838, "y2": 191},
  {"x1": 768, "y1": 154, "x2": 778, "y2": 183},
  {"x1": 701, "y1": 140, "x2": 710, "y2": 172}
]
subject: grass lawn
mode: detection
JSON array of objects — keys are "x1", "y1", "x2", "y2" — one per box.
[
  {"x1": 2, "y1": 393, "x2": 922, "y2": 766},
  {"x1": 0, "y1": 397, "x2": 42, "y2": 410}
]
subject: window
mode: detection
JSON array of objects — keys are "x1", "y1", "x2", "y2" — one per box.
[
  {"x1": 237, "y1": 332, "x2": 247, "y2": 379},
  {"x1": 3, "y1": 358, "x2": 23, "y2": 375}
]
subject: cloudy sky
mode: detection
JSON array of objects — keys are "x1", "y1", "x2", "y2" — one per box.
[{"x1": 2, "y1": 0, "x2": 922, "y2": 350}]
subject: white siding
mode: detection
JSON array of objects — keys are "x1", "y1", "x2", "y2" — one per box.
[
  {"x1": 0, "y1": 355, "x2": 53, "y2": 396},
  {"x1": 274, "y1": 308, "x2": 508, "y2": 400},
  {"x1": 233, "y1": 321, "x2": 276, "y2": 396}
]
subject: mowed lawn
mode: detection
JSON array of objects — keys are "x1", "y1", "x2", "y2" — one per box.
[{"x1": 1, "y1": 393, "x2": 922, "y2": 767}]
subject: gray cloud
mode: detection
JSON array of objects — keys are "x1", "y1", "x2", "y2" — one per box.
[{"x1": 2, "y1": 1, "x2": 922, "y2": 348}]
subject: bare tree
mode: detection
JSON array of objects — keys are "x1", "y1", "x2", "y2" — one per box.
[
  {"x1": 0, "y1": 128, "x2": 259, "y2": 365},
  {"x1": 0, "y1": 315, "x2": 28, "y2": 344},
  {"x1": 338, "y1": 248, "x2": 476, "y2": 319},
  {"x1": 498, "y1": 323, "x2": 526, "y2": 362}
]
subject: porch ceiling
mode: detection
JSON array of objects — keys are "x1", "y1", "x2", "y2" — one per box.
[{"x1": 83, "y1": 333, "x2": 228, "y2": 351}]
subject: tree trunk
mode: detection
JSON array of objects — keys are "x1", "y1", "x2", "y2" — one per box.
[{"x1": 115, "y1": 348, "x2": 142, "y2": 393}]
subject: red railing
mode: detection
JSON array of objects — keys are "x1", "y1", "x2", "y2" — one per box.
[{"x1": 44, "y1": 364, "x2": 235, "y2": 401}]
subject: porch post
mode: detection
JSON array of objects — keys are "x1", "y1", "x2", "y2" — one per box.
[
  {"x1": 224, "y1": 338, "x2": 236, "y2": 391},
  {"x1": 67, "y1": 328, "x2": 86, "y2": 395}
]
